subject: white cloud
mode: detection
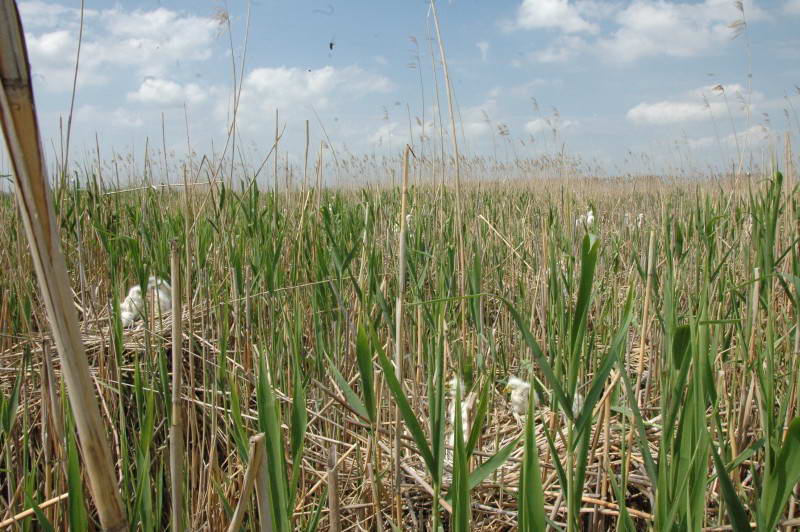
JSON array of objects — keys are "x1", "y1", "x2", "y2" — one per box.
[
  {"x1": 689, "y1": 125, "x2": 773, "y2": 150},
  {"x1": 23, "y1": 4, "x2": 221, "y2": 91},
  {"x1": 598, "y1": 0, "x2": 767, "y2": 63},
  {"x1": 127, "y1": 78, "x2": 207, "y2": 106},
  {"x1": 512, "y1": 0, "x2": 767, "y2": 63},
  {"x1": 19, "y1": 1, "x2": 95, "y2": 28},
  {"x1": 477, "y1": 41, "x2": 489, "y2": 62},
  {"x1": 25, "y1": 30, "x2": 88, "y2": 87},
  {"x1": 534, "y1": 35, "x2": 586, "y2": 62},
  {"x1": 86, "y1": 7, "x2": 219, "y2": 77},
  {"x1": 735, "y1": 124, "x2": 773, "y2": 146},
  {"x1": 628, "y1": 101, "x2": 720, "y2": 125},
  {"x1": 525, "y1": 117, "x2": 576, "y2": 135},
  {"x1": 74, "y1": 105, "x2": 143, "y2": 128},
  {"x1": 221, "y1": 65, "x2": 393, "y2": 133},
  {"x1": 244, "y1": 66, "x2": 391, "y2": 109},
  {"x1": 369, "y1": 122, "x2": 400, "y2": 146},
  {"x1": 627, "y1": 83, "x2": 760, "y2": 125},
  {"x1": 508, "y1": 79, "x2": 562, "y2": 97},
  {"x1": 687, "y1": 135, "x2": 715, "y2": 149},
  {"x1": 369, "y1": 116, "x2": 435, "y2": 148},
  {"x1": 785, "y1": 0, "x2": 800, "y2": 14},
  {"x1": 374, "y1": 55, "x2": 388, "y2": 65},
  {"x1": 460, "y1": 97, "x2": 500, "y2": 139},
  {"x1": 513, "y1": 0, "x2": 599, "y2": 33}
]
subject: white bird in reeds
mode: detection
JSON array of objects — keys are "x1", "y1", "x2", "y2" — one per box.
[
  {"x1": 504, "y1": 375, "x2": 533, "y2": 416},
  {"x1": 444, "y1": 376, "x2": 478, "y2": 464},
  {"x1": 116, "y1": 276, "x2": 172, "y2": 328},
  {"x1": 576, "y1": 209, "x2": 595, "y2": 228},
  {"x1": 119, "y1": 285, "x2": 145, "y2": 327},
  {"x1": 147, "y1": 276, "x2": 173, "y2": 313}
]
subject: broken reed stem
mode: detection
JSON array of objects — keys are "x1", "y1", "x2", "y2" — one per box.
[
  {"x1": 0, "y1": 493, "x2": 70, "y2": 529},
  {"x1": 328, "y1": 445, "x2": 342, "y2": 532},
  {"x1": 227, "y1": 434, "x2": 266, "y2": 532},
  {"x1": 170, "y1": 240, "x2": 184, "y2": 532},
  {"x1": 394, "y1": 144, "x2": 411, "y2": 523},
  {"x1": 0, "y1": 3, "x2": 127, "y2": 529},
  {"x1": 635, "y1": 231, "x2": 656, "y2": 404}
]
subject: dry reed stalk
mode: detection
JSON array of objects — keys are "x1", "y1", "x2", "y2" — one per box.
[
  {"x1": 327, "y1": 445, "x2": 342, "y2": 532},
  {"x1": 170, "y1": 240, "x2": 185, "y2": 532},
  {"x1": 226, "y1": 433, "x2": 266, "y2": 532},
  {"x1": 393, "y1": 144, "x2": 411, "y2": 521},
  {"x1": 0, "y1": 3, "x2": 127, "y2": 529},
  {"x1": 429, "y1": 0, "x2": 467, "y2": 351},
  {"x1": 0, "y1": 493, "x2": 70, "y2": 529},
  {"x1": 367, "y1": 462, "x2": 384, "y2": 530},
  {"x1": 303, "y1": 119, "x2": 310, "y2": 193},
  {"x1": 635, "y1": 231, "x2": 656, "y2": 404}
]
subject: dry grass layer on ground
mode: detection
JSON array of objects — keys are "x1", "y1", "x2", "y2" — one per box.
[{"x1": 2, "y1": 167, "x2": 800, "y2": 530}]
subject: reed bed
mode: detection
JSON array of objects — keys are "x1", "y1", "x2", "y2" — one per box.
[{"x1": 1, "y1": 154, "x2": 800, "y2": 531}]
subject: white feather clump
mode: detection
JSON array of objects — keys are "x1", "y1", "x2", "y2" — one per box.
[
  {"x1": 119, "y1": 286, "x2": 145, "y2": 328},
  {"x1": 506, "y1": 375, "x2": 533, "y2": 416},
  {"x1": 444, "y1": 376, "x2": 478, "y2": 465},
  {"x1": 116, "y1": 276, "x2": 172, "y2": 328},
  {"x1": 146, "y1": 276, "x2": 172, "y2": 313}
]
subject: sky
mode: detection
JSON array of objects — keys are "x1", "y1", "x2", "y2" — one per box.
[{"x1": 8, "y1": 0, "x2": 800, "y2": 178}]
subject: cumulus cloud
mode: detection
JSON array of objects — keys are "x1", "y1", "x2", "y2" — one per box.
[
  {"x1": 19, "y1": 1, "x2": 96, "y2": 28},
  {"x1": 512, "y1": 0, "x2": 766, "y2": 63},
  {"x1": 735, "y1": 124, "x2": 774, "y2": 146},
  {"x1": 689, "y1": 124, "x2": 773, "y2": 150},
  {"x1": 687, "y1": 135, "x2": 716, "y2": 150},
  {"x1": 21, "y1": 3, "x2": 221, "y2": 90},
  {"x1": 369, "y1": 116, "x2": 435, "y2": 149},
  {"x1": 525, "y1": 117, "x2": 576, "y2": 135},
  {"x1": 513, "y1": 0, "x2": 599, "y2": 33},
  {"x1": 628, "y1": 101, "x2": 720, "y2": 125},
  {"x1": 598, "y1": 0, "x2": 766, "y2": 62},
  {"x1": 25, "y1": 30, "x2": 91, "y2": 87},
  {"x1": 369, "y1": 122, "x2": 400, "y2": 146},
  {"x1": 627, "y1": 83, "x2": 759, "y2": 125},
  {"x1": 127, "y1": 78, "x2": 207, "y2": 106},
  {"x1": 460, "y1": 97, "x2": 500, "y2": 139},
  {"x1": 785, "y1": 0, "x2": 800, "y2": 14},
  {"x1": 244, "y1": 66, "x2": 390, "y2": 109},
  {"x1": 74, "y1": 104, "x2": 144, "y2": 128},
  {"x1": 534, "y1": 35, "x2": 587, "y2": 62},
  {"x1": 219, "y1": 66, "x2": 393, "y2": 133}
]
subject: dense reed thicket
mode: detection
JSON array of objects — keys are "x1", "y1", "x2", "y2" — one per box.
[{"x1": 2, "y1": 158, "x2": 800, "y2": 530}]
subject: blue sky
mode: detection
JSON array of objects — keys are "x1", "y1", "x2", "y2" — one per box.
[{"x1": 11, "y1": 0, "x2": 800, "y2": 176}]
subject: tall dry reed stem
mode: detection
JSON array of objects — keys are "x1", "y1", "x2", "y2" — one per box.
[{"x1": 0, "y1": 3, "x2": 126, "y2": 529}]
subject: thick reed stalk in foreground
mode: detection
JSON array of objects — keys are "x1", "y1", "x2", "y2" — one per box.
[
  {"x1": 170, "y1": 240, "x2": 184, "y2": 532},
  {"x1": 0, "y1": 2, "x2": 126, "y2": 529}
]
